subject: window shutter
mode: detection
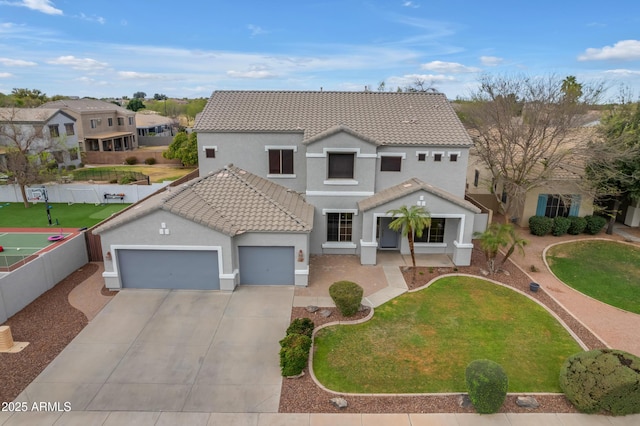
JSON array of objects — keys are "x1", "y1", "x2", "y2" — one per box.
[
  {"x1": 536, "y1": 194, "x2": 548, "y2": 216},
  {"x1": 569, "y1": 194, "x2": 581, "y2": 216}
]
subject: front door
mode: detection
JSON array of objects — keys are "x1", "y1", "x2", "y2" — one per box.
[{"x1": 378, "y1": 217, "x2": 399, "y2": 249}]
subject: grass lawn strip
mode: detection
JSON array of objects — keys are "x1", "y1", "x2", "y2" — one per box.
[
  {"x1": 0, "y1": 203, "x2": 130, "y2": 228},
  {"x1": 546, "y1": 240, "x2": 640, "y2": 314},
  {"x1": 313, "y1": 276, "x2": 581, "y2": 394}
]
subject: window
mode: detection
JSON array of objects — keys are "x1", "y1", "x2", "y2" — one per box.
[
  {"x1": 433, "y1": 153, "x2": 443, "y2": 162},
  {"x1": 545, "y1": 195, "x2": 571, "y2": 218},
  {"x1": 414, "y1": 218, "x2": 445, "y2": 243},
  {"x1": 450, "y1": 153, "x2": 458, "y2": 162},
  {"x1": 48, "y1": 124, "x2": 60, "y2": 138},
  {"x1": 473, "y1": 170, "x2": 480, "y2": 187},
  {"x1": 327, "y1": 212, "x2": 353, "y2": 242},
  {"x1": 64, "y1": 123, "x2": 75, "y2": 136},
  {"x1": 108, "y1": 118, "x2": 113, "y2": 126},
  {"x1": 205, "y1": 148, "x2": 216, "y2": 158},
  {"x1": 328, "y1": 153, "x2": 355, "y2": 179},
  {"x1": 418, "y1": 153, "x2": 427, "y2": 162},
  {"x1": 90, "y1": 119, "x2": 98, "y2": 129},
  {"x1": 69, "y1": 148, "x2": 79, "y2": 160},
  {"x1": 117, "y1": 117, "x2": 124, "y2": 126},
  {"x1": 128, "y1": 117, "x2": 134, "y2": 125},
  {"x1": 380, "y1": 156, "x2": 402, "y2": 172},
  {"x1": 268, "y1": 149, "x2": 294, "y2": 174}
]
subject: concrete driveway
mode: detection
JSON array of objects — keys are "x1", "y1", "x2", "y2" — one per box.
[{"x1": 15, "y1": 286, "x2": 294, "y2": 413}]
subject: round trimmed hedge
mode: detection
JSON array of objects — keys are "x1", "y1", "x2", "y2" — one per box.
[
  {"x1": 465, "y1": 359, "x2": 509, "y2": 414},
  {"x1": 329, "y1": 280, "x2": 363, "y2": 317}
]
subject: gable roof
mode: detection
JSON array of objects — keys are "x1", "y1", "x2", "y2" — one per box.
[
  {"x1": 194, "y1": 91, "x2": 473, "y2": 147},
  {"x1": 93, "y1": 165, "x2": 314, "y2": 236},
  {"x1": 358, "y1": 178, "x2": 480, "y2": 213},
  {"x1": 0, "y1": 108, "x2": 74, "y2": 124},
  {"x1": 40, "y1": 99, "x2": 133, "y2": 115}
]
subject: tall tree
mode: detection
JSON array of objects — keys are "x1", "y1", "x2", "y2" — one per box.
[
  {"x1": 386, "y1": 205, "x2": 431, "y2": 270},
  {"x1": 460, "y1": 74, "x2": 603, "y2": 221},
  {"x1": 126, "y1": 98, "x2": 145, "y2": 112},
  {"x1": 561, "y1": 76, "x2": 583, "y2": 103},
  {"x1": 133, "y1": 91, "x2": 146, "y2": 99},
  {"x1": 163, "y1": 131, "x2": 198, "y2": 166},
  {"x1": 0, "y1": 109, "x2": 63, "y2": 207}
]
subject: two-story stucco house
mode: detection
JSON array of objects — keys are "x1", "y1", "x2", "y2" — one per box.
[
  {"x1": 93, "y1": 90, "x2": 482, "y2": 291},
  {"x1": 40, "y1": 99, "x2": 137, "y2": 154},
  {"x1": 0, "y1": 107, "x2": 80, "y2": 168}
]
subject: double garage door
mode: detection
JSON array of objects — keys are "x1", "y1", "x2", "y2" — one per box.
[{"x1": 117, "y1": 246, "x2": 294, "y2": 289}]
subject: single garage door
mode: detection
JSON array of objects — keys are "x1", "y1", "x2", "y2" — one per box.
[
  {"x1": 239, "y1": 246, "x2": 294, "y2": 285},
  {"x1": 117, "y1": 249, "x2": 220, "y2": 290}
]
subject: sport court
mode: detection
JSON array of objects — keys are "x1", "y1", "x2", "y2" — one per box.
[{"x1": 0, "y1": 230, "x2": 74, "y2": 271}]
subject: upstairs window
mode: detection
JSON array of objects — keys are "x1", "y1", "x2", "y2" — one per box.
[
  {"x1": 473, "y1": 170, "x2": 480, "y2": 187},
  {"x1": 433, "y1": 153, "x2": 443, "y2": 162},
  {"x1": 204, "y1": 147, "x2": 216, "y2": 158},
  {"x1": 117, "y1": 117, "x2": 124, "y2": 126},
  {"x1": 327, "y1": 153, "x2": 355, "y2": 179},
  {"x1": 450, "y1": 153, "x2": 458, "y2": 162},
  {"x1": 129, "y1": 117, "x2": 134, "y2": 125},
  {"x1": 268, "y1": 149, "x2": 294, "y2": 174},
  {"x1": 64, "y1": 123, "x2": 75, "y2": 136},
  {"x1": 48, "y1": 124, "x2": 60, "y2": 138},
  {"x1": 417, "y1": 153, "x2": 427, "y2": 162},
  {"x1": 380, "y1": 156, "x2": 402, "y2": 172},
  {"x1": 90, "y1": 119, "x2": 98, "y2": 129},
  {"x1": 108, "y1": 118, "x2": 113, "y2": 126}
]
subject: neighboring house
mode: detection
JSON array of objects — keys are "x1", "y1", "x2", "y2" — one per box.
[
  {"x1": 94, "y1": 90, "x2": 482, "y2": 290},
  {"x1": 136, "y1": 112, "x2": 174, "y2": 137},
  {"x1": 93, "y1": 165, "x2": 314, "y2": 290},
  {"x1": 465, "y1": 126, "x2": 596, "y2": 227},
  {"x1": 40, "y1": 99, "x2": 137, "y2": 154},
  {"x1": 0, "y1": 108, "x2": 80, "y2": 168}
]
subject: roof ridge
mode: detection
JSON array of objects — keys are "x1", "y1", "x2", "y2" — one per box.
[{"x1": 224, "y1": 165, "x2": 309, "y2": 229}]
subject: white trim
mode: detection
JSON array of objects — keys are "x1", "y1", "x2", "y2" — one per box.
[
  {"x1": 306, "y1": 190, "x2": 374, "y2": 197},
  {"x1": 265, "y1": 145, "x2": 297, "y2": 152},
  {"x1": 377, "y1": 152, "x2": 406, "y2": 159},
  {"x1": 202, "y1": 145, "x2": 218, "y2": 152},
  {"x1": 360, "y1": 240, "x2": 378, "y2": 247},
  {"x1": 305, "y1": 147, "x2": 377, "y2": 158},
  {"x1": 295, "y1": 269, "x2": 309, "y2": 276},
  {"x1": 267, "y1": 174, "x2": 296, "y2": 179},
  {"x1": 220, "y1": 269, "x2": 239, "y2": 280},
  {"x1": 323, "y1": 179, "x2": 359, "y2": 185},
  {"x1": 432, "y1": 150, "x2": 445, "y2": 161},
  {"x1": 414, "y1": 242, "x2": 447, "y2": 248},
  {"x1": 322, "y1": 208, "x2": 358, "y2": 216},
  {"x1": 416, "y1": 151, "x2": 429, "y2": 161},
  {"x1": 447, "y1": 151, "x2": 461, "y2": 157},
  {"x1": 453, "y1": 241, "x2": 474, "y2": 249},
  {"x1": 322, "y1": 242, "x2": 358, "y2": 249},
  {"x1": 371, "y1": 213, "x2": 468, "y2": 246}
]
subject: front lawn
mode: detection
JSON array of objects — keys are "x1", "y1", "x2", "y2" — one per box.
[
  {"x1": 0, "y1": 202, "x2": 129, "y2": 228},
  {"x1": 313, "y1": 276, "x2": 581, "y2": 393},
  {"x1": 547, "y1": 240, "x2": 640, "y2": 314}
]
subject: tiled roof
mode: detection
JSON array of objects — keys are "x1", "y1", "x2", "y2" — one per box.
[
  {"x1": 94, "y1": 165, "x2": 314, "y2": 236},
  {"x1": 135, "y1": 112, "x2": 174, "y2": 127},
  {"x1": 358, "y1": 178, "x2": 480, "y2": 213},
  {"x1": 0, "y1": 108, "x2": 63, "y2": 123},
  {"x1": 194, "y1": 91, "x2": 473, "y2": 147},
  {"x1": 40, "y1": 99, "x2": 133, "y2": 114}
]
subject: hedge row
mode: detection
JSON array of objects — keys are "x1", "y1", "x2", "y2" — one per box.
[
  {"x1": 279, "y1": 318, "x2": 315, "y2": 377},
  {"x1": 529, "y1": 215, "x2": 607, "y2": 237}
]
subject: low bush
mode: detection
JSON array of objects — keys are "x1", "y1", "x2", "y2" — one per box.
[
  {"x1": 465, "y1": 359, "x2": 508, "y2": 414},
  {"x1": 552, "y1": 216, "x2": 571, "y2": 236},
  {"x1": 559, "y1": 349, "x2": 640, "y2": 415},
  {"x1": 144, "y1": 157, "x2": 156, "y2": 165},
  {"x1": 567, "y1": 216, "x2": 587, "y2": 235},
  {"x1": 286, "y1": 318, "x2": 315, "y2": 338},
  {"x1": 124, "y1": 156, "x2": 138, "y2": 165},
  {"x1": 529, "y1": 216, "x2": 553, "y2": 236},
  {"x1": 77, "y1": 162, "x2": 84, "y2": 168},
  {"x1": 279, "y1": 333, "x2": 312, "y2": 377},
  {"x1": 119, "y1": 176, "x2": 135, "y2": 184},
  {"x1": 584, "y1": 215, "x2": 607, "y2": 235},
  {"x1": 66, "y1": 165, "x2": 76, "y2": 171},
  {"x1": 329, "y1": 281, "x2": 363, "y2": 317}
]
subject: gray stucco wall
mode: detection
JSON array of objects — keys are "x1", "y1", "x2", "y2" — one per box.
[{"x1": 0, "y1": 233, "x2": 88, "y2": 323}]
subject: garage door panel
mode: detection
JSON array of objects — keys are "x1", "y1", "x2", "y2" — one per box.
[
  {"x1": 117, "y1": 249, "x2": 220, "y2": 290},
  {"x1": 239, "y1": 246, "x2": 294, "y2": 285}
]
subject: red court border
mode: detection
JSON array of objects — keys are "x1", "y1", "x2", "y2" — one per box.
[{"x1": 0, "y1": 228, "x2": 83, "y2": 272}]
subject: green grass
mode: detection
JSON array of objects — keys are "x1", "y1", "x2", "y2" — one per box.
[
  {"x1": 0, "y1": 202, "x2": 130, "y2": 228},
  {"x1": 313, "y1": 276, "x2": 581, "y2": 393},
  {"x1": 547, "y1": 241, "x2": 640, "y2": 314}
]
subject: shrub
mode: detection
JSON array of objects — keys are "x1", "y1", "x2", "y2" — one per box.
[
  {"x1": 329, "y1": 281, "x2": 363, "y2": 317},
  {"x1": 279, "y1": 333, "x2": 312, "y2": 377},
  {"x1": 286, "y1": 318, "x2": 315, "y2": 338},
  {"x1": 119, "y1": 176, "x2": 136, "y2": 184},
  {"x1": 567, "y1": 216, "x2": 587, "y2": 235},
  {"x1": 552, "y1": 216, "x2": 571, "y2": 236},
  {"x1": 66, "y1": 164, "x2": 76, "y2": 171},
  {"x1": 584, "y1": 215, "x2": 607, "y2": 235},
  {"x1": 124, "y1": 156, "x2": 138, "y2": 165},
  {"x1": 77, "y1": 162, "x2": 84, "y2": 168},
  {"x1": 528, "y1": 216, "x2": 553, "y2": 236},
  {"x1": 465, "y1": 359, "x2": 508, "y2": 414},
  {"x1": 144, "y1": 157, "x2": 156, "y2": 165},
  {"x1": 559, "y1": 349, "x2": 640, "y2": 415}
]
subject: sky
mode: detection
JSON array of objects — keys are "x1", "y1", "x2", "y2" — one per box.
[{"x1": 1, "y1": 0, "x2": 640, "y2": 101}]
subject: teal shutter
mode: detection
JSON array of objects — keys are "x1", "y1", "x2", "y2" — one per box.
[
  {"x1": 569, "y1": 194, "x2": 581, "y2": 216},
  {"x1": 536, "y1": 194, "x2": 548, "y2": 216}
]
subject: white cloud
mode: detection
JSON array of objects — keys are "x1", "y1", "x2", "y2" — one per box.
[
  {"x1": 47, "y1": 55, "x2": 108, "y2": 70},
  {"x1": 386, "y1": 73, "x2": 455, "y2": 89},
  {"x1": 0, "y1": 72, "x2": 13, "y2": 78},
  {"x1": 0, "y1": 57, "x2": 37, "y2": 66},
  {"x1": 227, "y1": 69, "x2": 278, "y2": 79},
  {"x1": 421, "y1": 60, "x2": 480, "y2": 73},
  {"x1": 77, "y1": 13, "x2": 105, "y2": 24},
  {"x1": 1, "y1": 0, "x2": 62, "y2": 15},
  {"x1": 403, "y1": 1, "x2": 420, "y2": 8},
  {"x1": 247, "y1": 24, "x2": 268, "y2": 37},
  {"x1": 117, "y1": 71, "x2": 169, "y2": 80},
  {"x1": 579, "y1": 40, "x2": 640, "y2": 61},
  {"x1": 479, "y1": 56, "x2": 503, "y2": 66},
  {"x1": 604, "y1": 69, "x2": 640, "y2": 76}
]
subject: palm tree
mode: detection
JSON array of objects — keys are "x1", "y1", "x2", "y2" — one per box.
[
  {"x1": 474, "y1": 223, "x2": 528, "y2": 274},
  {"x1": 386, "y1": 205, "x2": 431, "y2": 269}
]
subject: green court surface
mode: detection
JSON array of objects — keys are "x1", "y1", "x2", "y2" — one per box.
[
  {"x1": 0, "y1": 232, "x2": 68, "y2": 269},
  {"x1": 0, "y1": 203, "x2": 130, "y2": 228}
]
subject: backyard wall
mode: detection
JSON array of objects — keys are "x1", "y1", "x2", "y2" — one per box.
[
  {"x1": 84, "y1": 150, "x2": 180, "y2": 165},
  {"x1": 0, "y1": 233, "x2": 88, "y2": 323},
  {"x1": 0, "y1": 182, "x2": 170, "y2": 204},
  {"x1": 138, "y1": 136, "x2": 173, "y2": 147}
]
